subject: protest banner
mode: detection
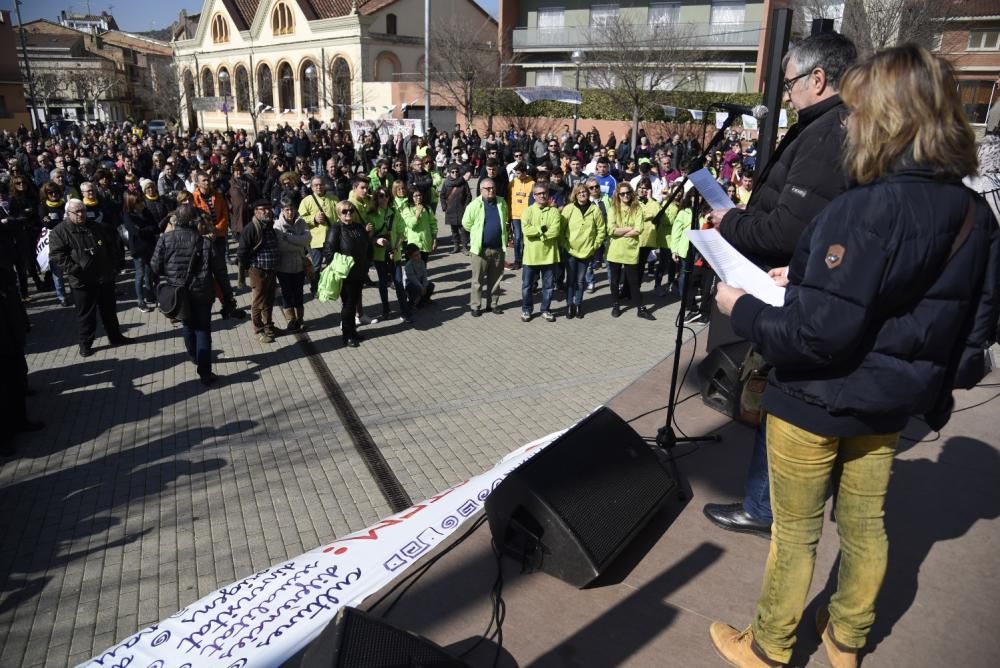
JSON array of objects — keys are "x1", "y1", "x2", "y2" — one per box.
[
  {"x1": 36, "y1": 228, "x2": 50, "y2": 273},
  {"x1": 349, "y1": 118, "x2": 424, "y2": 146}
]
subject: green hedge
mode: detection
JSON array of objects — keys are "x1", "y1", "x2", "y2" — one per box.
[{"x1": 477, "y1": 88, "x2": 767, "y2": 123}]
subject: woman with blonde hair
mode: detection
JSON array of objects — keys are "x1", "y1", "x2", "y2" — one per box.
[
  {"x1": 710, "y1": 45, "x2": 999, "y2": 668},
  {"x1": 559, "y1": 182, "x2": 606, "y2": 318},
  {"x1": 606, "y1": 182, "x2": 654, "y2": 319}
]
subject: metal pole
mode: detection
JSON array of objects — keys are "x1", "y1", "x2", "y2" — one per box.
[
  {"x1": 573, "y1": 66, "x2": 581, "y2": 134},
  {"x1": 194, "y1": 53, "x2": 204, "y2": 131},
  {"x1": 424, "y1": 0, "x2": 431, "y2": 132},
  {"x1": 14, "y1": 0, "x2": 39, "y2": 132},
  {"x1": 249, "y1": 40, "x2": 258, "y2": 140}
]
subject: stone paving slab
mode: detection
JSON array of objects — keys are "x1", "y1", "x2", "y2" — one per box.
[{"x1": 0, "y1": 209, "x2": 696, "y2": 668}]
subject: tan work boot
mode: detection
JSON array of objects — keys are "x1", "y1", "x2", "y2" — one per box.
[
  {"x1": 816, "y1": 607, "x2": 859, "y2": 668},
  {"x1": 709, "y1": 622, "x2": 784, "y2": 667}
]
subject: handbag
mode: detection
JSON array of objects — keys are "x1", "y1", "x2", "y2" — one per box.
[{"x1": 157, "y1": 238, "x2": 202, "y2": 320}]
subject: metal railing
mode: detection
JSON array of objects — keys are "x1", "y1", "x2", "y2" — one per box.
[{"x1": 512, "y1": 21, "x2": 761, "y2": 50}]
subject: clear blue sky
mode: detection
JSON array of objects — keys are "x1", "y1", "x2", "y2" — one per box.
[{"x1": 11, "y1": 0, "x2": 499, "y2": 33}]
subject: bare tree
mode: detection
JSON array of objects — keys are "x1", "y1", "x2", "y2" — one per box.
[
  {"x1": 790, "y1": 0, "x2": 946, "y2": 56},
  {"x1": 67, "y1": 69, "x2": 124, "y2": 122},
  {"x1": 585, "y1": 16, "x2": 696, "y2": 158},
  {"x1": 428, "y1": 14, "x2": 504, "y2": 132},
  {"x1": 26, "y1": 71, "x2": 71, "y2": 119},
  {"x1": 148, "y1": 60, "x2": 183, "y2": 123}
]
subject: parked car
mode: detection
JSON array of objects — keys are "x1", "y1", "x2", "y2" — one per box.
[{"x1": 147, "y1": 119, "x2": 167, "y2": 135}]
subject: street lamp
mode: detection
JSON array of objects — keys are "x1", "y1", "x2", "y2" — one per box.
[
  {"x1": 571, "y1": 49, "x2": 584, "y2": 134},
  {"x1": 218, "y1": 69, "x2": 231, "y2": 132}
]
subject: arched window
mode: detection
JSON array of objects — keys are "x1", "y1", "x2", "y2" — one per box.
[
  {"x1": 277, "y1": 62, "x2": 294, "y2": 111},
  {"x1": 386, "y1": 13, "x2": 397, "y2": 35},
  {"x1": 211, "y1": 14, "x2": 229, "y2": 43},
  {"x1": 374, "y1": 51, "x2": 400, "y2": 82},
  {"x1": 300, "y1": 60, "x2": 319, "y2": 111},
  {"x1": 331, "y1": 57, "x2": 352, "y2": 120},
  {"x1": 272, "y1": 2, "x2": 295, "y2": 36},
  {"x1": 257, "y1": 64, "x2": 274, "y2": 108},
  {"x1": 201, "y1": 69, "x2": 215, "y2": 97},
  {"x1": 218, "y1": 66, "x2": 232, "y2": 100},
  {"x1": 235, "y1": 65, "x2": 250, "y2": 112}
]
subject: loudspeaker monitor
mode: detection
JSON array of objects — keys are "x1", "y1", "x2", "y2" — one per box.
[
  {"x1": 291, "y1": 606, "x2": 468, "y2": 668},
  {"x1": 698, "y1": 340, "x2": 752, "y2": 419},
  {"x1": 484, "y1": 406, "x2": 676, "y2": 588}
]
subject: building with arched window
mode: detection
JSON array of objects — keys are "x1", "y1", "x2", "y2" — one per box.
[{"x1": 171, "y1": 0, "x2": 496, "y2": 133}]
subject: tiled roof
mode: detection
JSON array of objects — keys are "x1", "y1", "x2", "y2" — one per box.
[{"x1": 304, "y1": 0, "x2": 388, "y2": 19}]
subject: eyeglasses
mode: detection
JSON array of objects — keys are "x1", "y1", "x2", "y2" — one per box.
[
  {"x1": 587, "y1": 185, "x2": 600, "y2": 190},
  {"x1": 533, "y1": 191, "x2": 548, "y2": 197},
  {"x1": 782, "y1": 70, "x2": 812, "y2": 94},
  {"x1": 480, "y1": 186, "x2": 495, "y2": 191},
  {"x1": 618, "y1": 191, "x2": 633, "y2": 197},
  {"x1": 338, "y1": 209, "x2": 354, "y2": 216}
]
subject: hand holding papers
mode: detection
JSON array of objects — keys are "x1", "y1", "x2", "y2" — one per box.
[
  {"x1": 686, "y1": 168, "x2": 735, "y2": 212},
  {"x1": 686, "y1": 229, "x2": 787, "y2": 307}
]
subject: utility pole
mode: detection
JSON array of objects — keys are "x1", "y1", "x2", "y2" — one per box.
[
  {"x1": 423, "y1": 0, "x2": 430, "y2": 134},
  {"x1": 14, "y1": 0, "x2": 39, "y2": 131}
]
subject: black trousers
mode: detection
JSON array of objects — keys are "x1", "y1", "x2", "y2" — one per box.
[
  {"x1": 340, "y1": 277, "x2": 363, "y2": 342},
  {"x1": 0, "y1": 352, "x2": 28, "y2": 449},
  {"x1": 608, "y1": 262, "x2": 642, "y2": 308},
  {"x1": 74, "y1": 282, "x2": 122, "y2": 344}
]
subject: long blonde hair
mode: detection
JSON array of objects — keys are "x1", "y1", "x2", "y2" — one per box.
[{"x1": 840, "y1": 44, "x2": 977, "y2": 185}]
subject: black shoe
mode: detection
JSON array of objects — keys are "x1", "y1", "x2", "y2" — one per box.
[
  {"x1": 79, "y1": 344, "x2": 94, "y2": 358},
  {"x1": 492, "y1": 306, "x2": 503, "y2": 315},
  {"x1": 703, "y1": 502, "x2": 771, "y2": 539},
  {"x1": 108, "y1": 335, "x2": 131, "y2": 346},
  {"x1": 353, "y1": 333, "x2": 365, "y2": 342},
  {"x1": 611, "y1": 303, "x2": 621, "y2": 318},
  {"x1": 637, "y1": 307, "x2": 656, "y2": 321},
  {"x1": 471, "y1": 308, "x2": 482, "y2": 317},
  {"x1": 224, "y1": 307, "x2": 247, "y2": 320},
  {"x1": 346, "y1": 338, "x2": 360, "y2": 348},
  {"x1": 575, "y1": 304, "x2": 584, "y2": 319},
  {"x1": 566, "y1": 305, "x2": 576, "y2": 319},
  {"x1": 200, "y1": 373, "x2": 219, "y2": 386}
]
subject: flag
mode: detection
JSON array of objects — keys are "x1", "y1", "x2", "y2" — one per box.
[
  {"x1": 715, "y1": 111, "x2": 728, "y2": 129},
  {"x1": 688, "y1": 108, "x2": 704, "y2": 120},
  {"x1": 661, "y1": 105, "x2": 677, "y2": 118}
]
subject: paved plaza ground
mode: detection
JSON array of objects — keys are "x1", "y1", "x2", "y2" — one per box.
[{"x1": 0, "y1": 213, "x2": 696, "y2": 668}]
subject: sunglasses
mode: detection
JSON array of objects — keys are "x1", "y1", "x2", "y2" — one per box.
[
  {"x1": 619, "y1": 191, "x2": 633, "y2": 196},
  {"x1": 588, "y1": 185, "x2": 600, "y2": 190}
]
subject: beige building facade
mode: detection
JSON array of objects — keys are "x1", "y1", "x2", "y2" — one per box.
[{"x1": 172, "y1": 0, "x2": 496, "y2": 133}]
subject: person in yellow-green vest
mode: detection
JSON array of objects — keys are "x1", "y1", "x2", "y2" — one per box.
[
  {"x1": 654, "y1": 180, "x2": 682, "y2": 296},
  {"x1": 298, "y1": 176, "x2": 338, "y2": 294},
  {"x1": 391, "y1": 187, "x2": 437, "y2": 321},
  {"x1": 560, "y1": 183, "x2": 606, "y2": 319},
  {"x1": 348, "y1": 175, "x2": 390, "y2": 324},
  {"x1": 607, "y1": 182, "x2": 655, "y2": 320},
  {"x1": 519, "y1": 184, "x2": 563, "y2": 322},
  {"x1": 636, "y1": 177, "x2": 662, "y2": 302},
  {"x1": 462, "y1": 178, "x2": 509, "y2": 317}
]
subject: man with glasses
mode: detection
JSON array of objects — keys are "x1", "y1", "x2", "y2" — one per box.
[
  {"x1": 701, "y1": 32, "x2": 857, "y2": 542},
  {"x1": 298, "y1": 175, "x2": 339, "y2": 294},
  {"x1": 462, "y1": 178, "x2": 509, "y2": 317},
  {"x1": 506, "y1": 151, "x2": 525, "y2": 181},
  {"x1": 519, "y1": 185, "x2": 563, "y2": 322},
  {"x1": 49, "y1": 199, "x2": 129, "y2": 357},
  {"x1": 238, "y1": 200, "x2": 281, "y2": 343}
]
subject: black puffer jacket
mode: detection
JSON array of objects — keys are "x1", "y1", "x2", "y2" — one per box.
[
  {"x1": 49, "y1": 220, "x2": 120, "y2": 289},
  {"x1": 327, "y1": 221, "x2": 372, "y2": 281},
  {"x1": 150, "y1": 224, "x2": 225, "y2": 301},
  {"x1": 732, "y1": 167, "x2": 1000, "y2": 436},
  {"x1": 719, "y1": 95, "x2": 850, "y2": 268}
]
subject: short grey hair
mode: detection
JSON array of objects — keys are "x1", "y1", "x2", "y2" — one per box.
[
  {"x1": 66, "y1": 198, "x2": 84, "y2": 213},
  {"x1": 782, "y1": 31, "x2": 858, "y2": 90}
]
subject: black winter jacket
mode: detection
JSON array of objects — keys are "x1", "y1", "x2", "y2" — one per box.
[
  {"x1": 732, "y1": 167, "x2": 1000, "y2": 436},
  {"x1": 150, "y1": 225, "x2": 226, "y2": 301},
  {"x1": 327, "y1": 222, "x2": 372, "y2": 281},
  {"x1": 440, "y1": 176, "x2": 472, "y2": 228},
  {"x1": 123, "y1": 209, "x2": 160, "y2": 260},
  {"x1": 48, "y1": 220, "x2": 120, "y2": 290},
  {"x1": 719, "y1": 95, "x2": 850, "y2": 268}
]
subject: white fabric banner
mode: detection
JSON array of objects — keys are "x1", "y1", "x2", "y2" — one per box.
[
  {"x1": 741, "y1": 114, "x2": 758, "y2": 130},
  {"x1": 688, "y1": 108, "x2": 704, "y2": 120},
  {"x1": 36, "y1": 228, "x2": 50, "y2": 273},
  {"x1": 715, "y1": 111, "x2": 729, "y2": 129},
  {"x1": 349, "y1": 118, "x2": 424, "y2": 144},
  {"x1": 80, "y1": 429, "x2": 566, "y2": 668}
]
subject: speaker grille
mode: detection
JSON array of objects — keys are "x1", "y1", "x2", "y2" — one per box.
[
  {"x1": 334, "y1": 608, "x2": 465, "y2": 667},
  {"x1": 519, "y1": 409, "x2": 671, "y2": 568}
]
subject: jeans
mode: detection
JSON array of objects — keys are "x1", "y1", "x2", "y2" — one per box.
[
  {"x1": 565, "y1": 254, "x2": 591, "y2": 306},
  {"x1": 212, "y1": 237, "x2": 236, "y2": 306},
  {"x1": 133, "y1": 256, "x2": 154, "y2": 305},
  {"x1": 182, "y1": 298, "x2": 213, "y2": 378},
  {"x1": 50, "y1": 263, "x2": 66, "y2": 302},
  {"x1": 752, "y1": 415, "x2": 900, "y2": 663},
  {"x1": 743, "y1": 420, "x2": 773, "y2": 522},
  {"x1": 654, "y1": 249, "x2": 676, "y2": 288},
  {"x1": 308, "y1": 248, "x2": 325, "y2": 290},
  {"x1": 521, "y1": 264, "x2": 554, "y2": 315},
  {"x1": 406, "y1": 281, "x2": 435, "y2": 307},
  {"x1": 392, "y1": 262, "x2": 412, "y2": 316},
  {"x1": 511, "y1": 219, "x2": 524, "y2": 265}
]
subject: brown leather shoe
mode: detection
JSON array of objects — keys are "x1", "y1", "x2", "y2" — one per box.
[
  {"x1": 709, "y1": 622, "x2": 784, "y2": 667},
  {"x1": 816, "y1": 607, "x2": 859, "y2": 668}
]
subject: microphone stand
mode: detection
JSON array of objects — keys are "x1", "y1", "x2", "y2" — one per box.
[{"x1": 654, "y1": 110, "x2": 740, "y2": 500}]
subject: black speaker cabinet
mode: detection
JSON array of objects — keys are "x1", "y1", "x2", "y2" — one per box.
[
  {"x1": 292, "y1": 606, "x2": 468, "y2": 668},
  {"x1": 484, "y1": 407, "x2": 676, "y2": 588},
  {"x1": 698, "y1": 340, "x2": 752, "y2": 419}
]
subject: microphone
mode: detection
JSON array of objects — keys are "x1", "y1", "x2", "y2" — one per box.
[{"x1": 712, "y1": 102, "x2": 769, "y2": 120}]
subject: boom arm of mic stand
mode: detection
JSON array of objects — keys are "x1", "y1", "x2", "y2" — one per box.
[{"x1": 655, "y1": 112, "x2": 733, "y2": 499}]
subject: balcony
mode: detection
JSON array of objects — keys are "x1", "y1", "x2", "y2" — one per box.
[{"x1": 512, "y1": 22, "x2": 762, "y2": 51}]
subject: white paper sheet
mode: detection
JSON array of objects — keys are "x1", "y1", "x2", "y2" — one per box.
[
  {"x1": 686, "y1": 168, "x2": 735, "y2": 212},
  {"x1": 687, "y1": 229, "x2": 786, "y2": 307}
]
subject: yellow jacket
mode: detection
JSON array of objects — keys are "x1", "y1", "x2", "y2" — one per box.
[{"x1": 298, "y1": 192, "x2": 339, "y2": 249}]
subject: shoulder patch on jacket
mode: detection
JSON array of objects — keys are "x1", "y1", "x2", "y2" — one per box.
[
  {"x1": 790, "y1": 185, "x2": 808, "y2": 198},
  {"x1": 825, "y1": 244, "x2": 845, "y2": 269}
]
